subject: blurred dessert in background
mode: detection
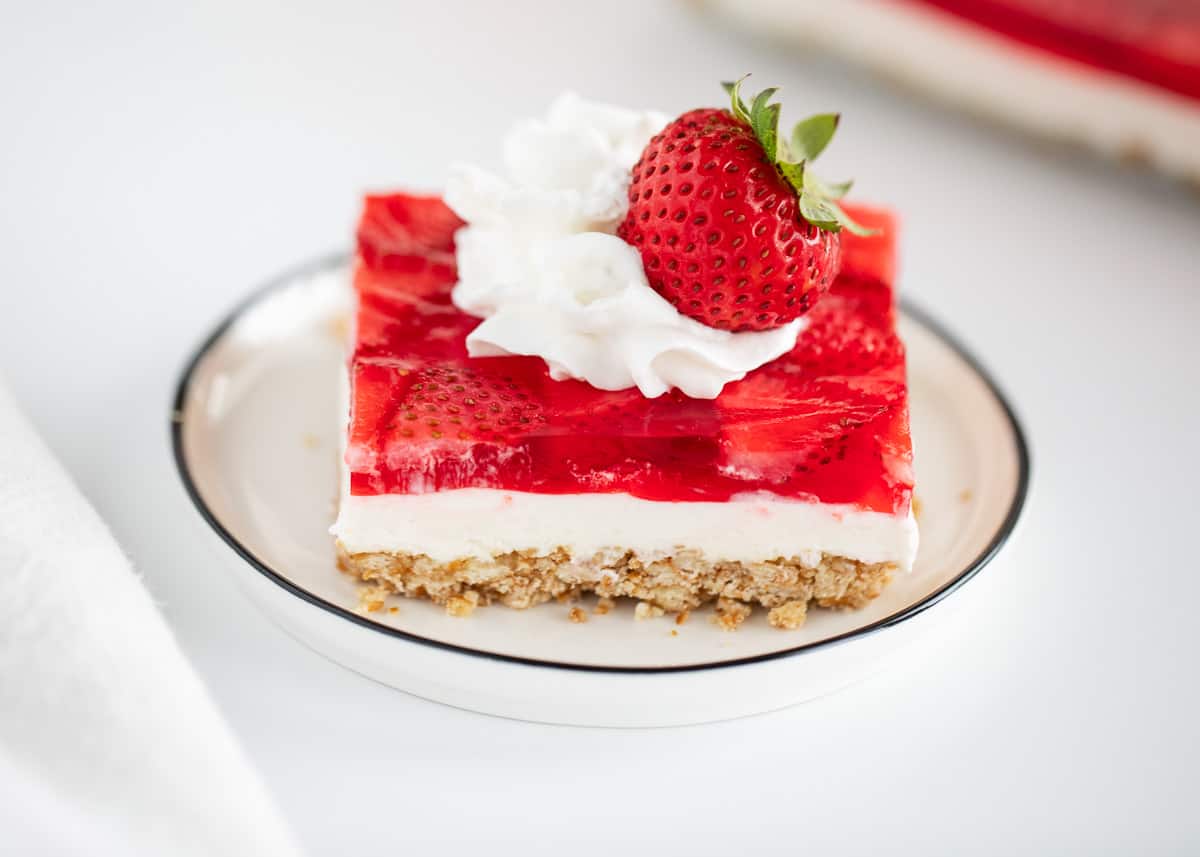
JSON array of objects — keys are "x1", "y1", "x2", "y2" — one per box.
[{"x1": 698, "y1": 0, "x2": 1200, "y2": 184}]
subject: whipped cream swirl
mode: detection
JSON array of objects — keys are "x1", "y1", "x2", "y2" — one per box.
[{"x1": 445, "y1": 93, "x2": 804, "y2": 399}]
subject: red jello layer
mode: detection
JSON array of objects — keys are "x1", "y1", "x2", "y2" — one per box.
[
  {"x1": 900, "y1": 0, "x2": 1200, "y2": 102},
  {"x1": 346, "y1": 194, "x2": 914, "y2": 515}
]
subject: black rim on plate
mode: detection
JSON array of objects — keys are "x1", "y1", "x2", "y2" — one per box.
[{"x1": 171, "y1": 254, "x2": 1031, "y2": 674}]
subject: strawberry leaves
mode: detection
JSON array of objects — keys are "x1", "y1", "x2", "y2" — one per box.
[
  {"x1": 721, "y1": 76, "x2": 876, "y2": 236},
  {"x1": 725, "y1": 76, "x2": 751, "y2": 123},
  {"x1": 798, "y1": 193, "x2": 842, "y2": 231},
  {"x1": 749, "y1": 87, "x2": 781, "y2": 161},
  {"x1": 790, "y1": 113, "x2": 839, "y2": 161}
]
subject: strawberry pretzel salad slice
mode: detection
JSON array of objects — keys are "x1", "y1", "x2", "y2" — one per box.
[{"x1": 331, "y1": 80, "x2": 917, "y2": 630}]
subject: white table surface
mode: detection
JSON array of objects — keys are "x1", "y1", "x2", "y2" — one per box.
[{"x1": 3, "y1": 1, "x2": 1198, "y2": 854}]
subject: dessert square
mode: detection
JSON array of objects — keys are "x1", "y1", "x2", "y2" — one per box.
[{"x1": 333, "y1": 194, "x2": 916, "y2": 626}]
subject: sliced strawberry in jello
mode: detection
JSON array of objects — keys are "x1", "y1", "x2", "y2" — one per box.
[
  {"x1": 349, "y1": 357, "x2": 550, "y2": 494},
  {"x1": 344, "y1": 196, "x2": 914, "y2": 516},
  {"x1": 836, "y1": 205, "x2": 896, "y2": 286},
  {"x1": 353, "y1": 194, "x2": 475, "y2": 364},
  {"x1": 357, "y1": 192, "x2": 463, "y2": 274},
  {"x1": 530, "y1": 386, "x2": 725, "y2": 501},
  {"x1": 791, "y1": 305, "x2": 904, "y2": 380},
  {"x1": 716, "y1": 371, "x2": 911, "y2": 510}
]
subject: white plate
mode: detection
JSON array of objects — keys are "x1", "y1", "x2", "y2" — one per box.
[{"x1": 172, "y1": 257, "x2": 1029, "y2": 727}]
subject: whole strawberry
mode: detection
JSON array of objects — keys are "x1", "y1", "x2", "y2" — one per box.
[{"x1": 617, "y1": 78, "x2": 871, "y2": 332}]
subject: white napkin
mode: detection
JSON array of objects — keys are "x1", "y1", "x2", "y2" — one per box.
[{"x1": 0, "y1": 380, "x2": 302, "y2": 857}]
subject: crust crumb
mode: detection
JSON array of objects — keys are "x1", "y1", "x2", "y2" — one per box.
[
  {"x1": 675, "y1": 610, "x2": 690, "y2": 626},
  {"x1": 767, "y1": 600, "x2": 808, "y2": 630},
  {"x1": 327, "y1": 313, "x2": 351, "y2": 343},
  {"x1": 388, "y1": 606, "x2": 399, "y2": 614},
  {"x1": 355, "y1": 583, "x2": 392, "y2": 616},
  {"x1": 714, "y1": 597, "x2": 751, "y2": 631},
  {"x1": 445, "y1": 591, "x2": 480, "y2": 618},
  {"x1": 567, "y1": 606, "x2": 587, "y2": 624},
  {"x1": 635, "y1": 601, "x2": 665, "y2": 621},
  {"x1": 670, "y1": 629, "x2": 679, "y2": 637},
  {"x1": 1118, "y1": 139, "x2": 1152, "y2": 167},
  {"x1": 911, "y1": 495, "x2": 923, "y2": 522},
  {"x1": 593, "y1": 597, "x2": 615, "y2": 616},
  {"x1": 959, "y1": 489, "x2": 973, "y2": 503}
]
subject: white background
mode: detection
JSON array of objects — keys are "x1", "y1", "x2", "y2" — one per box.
[{"x1": 3, "y1": 1, "x2": 1199, "y2": 854}]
